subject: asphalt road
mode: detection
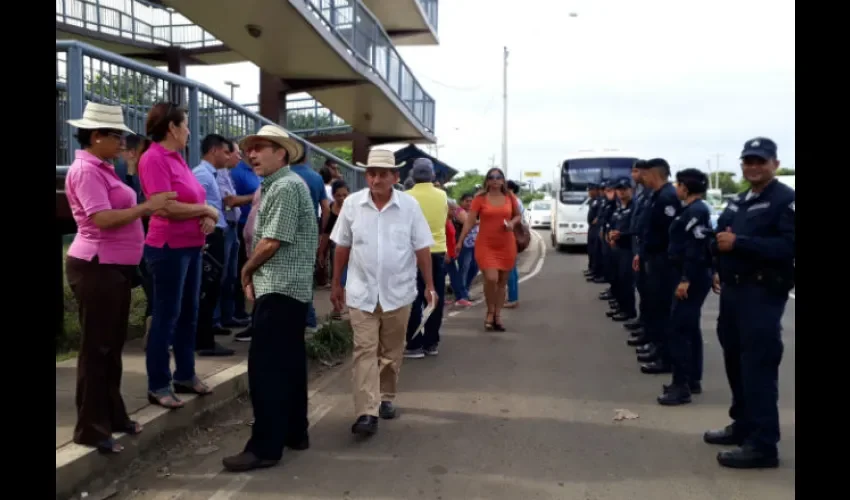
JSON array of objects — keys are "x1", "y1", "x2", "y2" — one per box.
[{"x1": 114, "y1": 230, "x2": 795, "y2": 500}]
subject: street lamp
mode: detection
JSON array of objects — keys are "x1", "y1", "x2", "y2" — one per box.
[{"x1": 224, "y1": 80, "x2": 240, "y2": 101}]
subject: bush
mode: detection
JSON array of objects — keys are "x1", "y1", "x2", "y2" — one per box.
[{"x1": 306, "y1": 319, "x2": 353, "y2": 363}]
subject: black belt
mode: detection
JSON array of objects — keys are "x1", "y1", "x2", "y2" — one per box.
[{"x1": 721, "y1": 271, "x2": 794, "y2": 293}]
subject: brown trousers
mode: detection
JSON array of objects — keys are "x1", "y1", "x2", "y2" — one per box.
[{"x1": 65, "y1": 256, "x2": 135, "y2": 445}]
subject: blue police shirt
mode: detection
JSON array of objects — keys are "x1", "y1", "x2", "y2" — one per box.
[
  {"x1": 613, "y1": 200, "x2": 635, "y2": 250},
  {"x1": 630, "y1": 184, "x2": 649, "y2": 255},
  {"x1": 640, "y1": 182, "x2": 680, "y2": 256},
  {"x1": 713, "y1": 179, "x2": 795, "y2": 278},
  {"x1": 191, "y1": 160, "x2": 227, "y2": 229},
  {"x1": 668, "y1": 199, "x2": 712, "y2": 282},
  {"x1": 230, "y1": 160, "x2": 261, "y2": 225},
  {"x1": 291, "y1": 163, "x2": 328, "y2": 215}
]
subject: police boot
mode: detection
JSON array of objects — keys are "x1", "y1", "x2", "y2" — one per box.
[
  {"x1": 703, "y1": 425, "x2": 747, "y2": 446},
  {"x1": 605, "y1": 309, "x2": 621, "y2": 318},
  {"x1": 599, "y1": 291, "x2": 613, "y2": 300},
  {"x1": 635, "y1": 343, "x2": 654, "y2": 354},
  {"x1": 585, "y1": 275, "x2": 598, "y2": 282},
  {"x1": 656, "y1": 383, "x2": 691, "y2": 406},
  {"x1": 624, "y1": 321, "x2": 642, "y2": 331},
  {"x1": 640, "y1": 360, "x2": 672, "y2": 374},
  {"x1": 637, "y1": 348, "x2": 658, "y2": 363},
  {"x1": 627, "y1": 334, "x2": 648, "y2": 346},
  {"x1": 664, "y1": 381, "x2": 701, "y2": 394},
  {"x1": 611, "y1": 312, "x2": 634, "y2": 322},
  {"x1": 716, "y1": 445, "x2": 779, "y2": 469},
  {"x1": 592, "y1": 276, "x2": 607, "y2": 284}
]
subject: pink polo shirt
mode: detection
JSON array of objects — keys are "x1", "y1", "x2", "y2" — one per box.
[
  {"x1": 138, "y1": 142, "x2": 207, "y2": 249},
  {"x1": 65, "y1": 150, "x2": 145, "y2": 265}
]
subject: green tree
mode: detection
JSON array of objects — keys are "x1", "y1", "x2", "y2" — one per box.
[
  {"x1": 715, "y1": 171, "x2": 741, "y2": 194},
  {"x1": 286, "y1": 110, "x2": 350, "y2": 134},
  {"x1": 448, "y1": 170, "x2": 485, "y2": 200}
]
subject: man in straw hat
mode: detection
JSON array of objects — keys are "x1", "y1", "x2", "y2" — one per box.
[
  {"x1": 329, "y1": 147, "x2": 436, "y2": 437},
  {"x1": 221, "y1": 125, "x2": 317, "y2": 472}
]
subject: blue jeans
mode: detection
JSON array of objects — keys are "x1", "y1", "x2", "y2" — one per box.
[
  {"x1": 507, "y1": 263, "x2": 519, "y2": 303},
  {"x1": 306, "y1": 301, "x2": 317, "y2": 328},
  {"x1": 214, "y1": 224, "x2": 240, "y2": 326},
  {"x1": 445, "y1": 257, "x2": 468, "y2": 300},
  {"x1": 144, "y1": 244, "x2": 203, "y2": 393},
  {"x1": 405, "y1": 253, "x2": 448, "y2": 350},
  {"x1": 458, "y1": 245, "x2": 478, "y2": 291}
]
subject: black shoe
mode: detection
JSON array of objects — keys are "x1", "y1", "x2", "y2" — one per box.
[
  {"x1": 599, "y1": 292, "x2": 613, "y2": 300},
  {"x1": 592, "y1": 277, "x2": 607, "y2": 284},
  {"x1": 611, "y1": 312, "x2": 634, "y2": 322},
  {"x1": 717, "y1": 445, "x2": 779, "y2": 469},
  {"x1": 586, "y1": 276, "x2": 598, "y2": 282},
  {"x1": 212, "y1": 326, "x2": 231, "y2": 336},
  {"x1": 624, "y1": 321, "x2": 642, "y2": 330},
  {"x1": 223, "y1": 317, "x2": 250, "y2": 328},
  {"x1": 197, "y1": 342, "x2": 236, "y2": 357},
  {"x1": 640, "y1": 361, "x2": 672, "y2": 374},
  {"x1": 635, "y1": 343, "x2": 654, "y2": 354},
  {"x1": 222, "y1": 451, "x2": 279, "y2": 472},
  {"x1": 664, "y1": 381, "x2": 702, "y2": 395},
  {"x1": 285, "y1": 434, "x2": 310, "y2": 450},
  {"x1": 351, "y1": 415, "x2": 379, "y2": 436},
  {"x1": 379, "y1": 401, "x2": 397, "y2": 420},
  {"x1": 637, "y1": 351, "x2": 657, "y2": 363},
  {"x1": 605, "y1": 309, "x2": 620, "y2": 318},
  {"x1": 703, "y1": 425, "x2": 746, "y2": 446},
  {"x1": 657, "y1": 383, "x2": 692, "y2": 406},
  {"x1": 627, "y1": 335, "x2": 648, "y2": 347},
  {"x1": 233, "y1": 329, "x2": 252, "y2": 342}
]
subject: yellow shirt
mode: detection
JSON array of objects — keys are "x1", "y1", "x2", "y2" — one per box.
[{"x1": 407, "y1": 183, "x2": 448, "y2": 253}]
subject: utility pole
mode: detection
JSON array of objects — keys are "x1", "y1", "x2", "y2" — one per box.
[
  {"x1": 714, "y1": 153, "x2": 722, "y2": 190},
  {"x1": 501, "y1": 46, "x2": 509, "y2": 178},
  {"x1": 706, "y1": 159, "x2": 713, "y2": 189},
  {"x1": 224, "y1": 80, "x2": 240, "y2": 101}
]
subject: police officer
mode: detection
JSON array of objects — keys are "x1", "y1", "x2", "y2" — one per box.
[
  {"x1": 657, "y1": 168, "x2": 713, "y2": 406},
  {"x1": 583, "y1": 182, "x2": 602, "y2": 279},
  {"x1": 626, "y1": 161, "x2": 651, "y2": 345},
  {"x1": 607, "y1": 178, "x2": 637, "y2": 322},
  {"x1": 596, "y1": 181, "x2": 618, "y2": 300},
  {"x1": 634, "y1": 158, "x2": 680, "y2": 373},
  {"x1": 705, "y1": 137, "x2": 794, "y2": 469}
]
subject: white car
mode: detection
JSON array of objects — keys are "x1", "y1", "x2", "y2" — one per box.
[{"x1": 525, "y1": 200, "x2": 552, "y2": 228}]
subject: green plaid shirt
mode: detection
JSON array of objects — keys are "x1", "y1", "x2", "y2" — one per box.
[{"x1": 251, "y1": 166, "x2": 318, "y2": 303}]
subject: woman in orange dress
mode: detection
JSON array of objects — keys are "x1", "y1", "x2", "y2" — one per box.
[{"x1": 456, "y1": 167, "x2": 522, "y2": 331}]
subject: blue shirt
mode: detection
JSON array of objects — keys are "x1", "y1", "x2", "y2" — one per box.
[
  {"x1": 192, "y1": 160, "x2": 227, "y2": 229},
  {"x1": 216, "y1": 168, "x2": 241, "y2": 223},
  {"x1": 231, "y1": 160, "x2": 261, "y2": 225},
  {"x1": 640, "y1": 182, "x2": 680, "y2": 256},
  {"x1": 291, "y1": 163, "x2": 328, "y2": 216}
]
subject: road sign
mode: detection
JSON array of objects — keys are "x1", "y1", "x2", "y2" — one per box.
[{"x1": 524, "y1": 171, "x2": 541, "y2": 178}]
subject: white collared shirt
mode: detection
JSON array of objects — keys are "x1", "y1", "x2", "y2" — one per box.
[{"x1": 330, "y1": 188, "x2": 435, "y2": 313}]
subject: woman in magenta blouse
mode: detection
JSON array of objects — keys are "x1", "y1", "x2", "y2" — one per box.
[
  {"x1": 138, "y1": 102, "x2": 219, "y2": 410},
  {"x1": 64, "y1": 103, "x2": 177, "y2": 454}
]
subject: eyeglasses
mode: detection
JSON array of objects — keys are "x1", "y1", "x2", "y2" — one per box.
[{"x1": 487, "y1": 174, "x2": 504, "y2": 180}]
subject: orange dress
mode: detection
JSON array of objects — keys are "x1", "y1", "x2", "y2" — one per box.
[{"x1": 471, "y1": 194, "x2": 518, "y2": 271}]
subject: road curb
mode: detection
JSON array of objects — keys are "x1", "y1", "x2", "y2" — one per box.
[{"x1": 55, "y1": 362, "x2": 249, "y2": 500}]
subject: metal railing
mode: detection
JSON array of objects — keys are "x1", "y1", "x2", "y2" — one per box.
[
  {"x1": 56, "y1": 0, "x2": 222, "y2": 50},
  {"x1": 419, "y1": 0, "x2": 439, "y2": 32},
  {"x1": 56, "y1": 40, "x2": 367, "y2": 190},
  {"x1": 244, "y1": 98, "x2": 353, "y2": 136},
  {"x1": 303, "y1": 0, "x2": 436, "y2": 133}
]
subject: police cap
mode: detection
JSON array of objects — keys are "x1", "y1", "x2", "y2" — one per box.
[
  {"x1": 634, "y1": 159, "x2": 647, "y2": 169},
  {"x1": 600, "y1": 179, "x2": 614, "y2": 189},
  {"x1": 675, "y1": 168, "x2": 709, "y2": 195},
  {"x1": 587, "y1": 182, "x2": 600, "y2": 189},
  {"x1": 614, "y1": 177, "x2": 633, "y2": 189},
  {"x1": 740, "y1": 137, "x2": 778, "y2": 161}
]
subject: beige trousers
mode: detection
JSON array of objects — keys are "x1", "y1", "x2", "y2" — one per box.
[{"x1": 349, "y1": 304, "x2": 412, "y2": 417}]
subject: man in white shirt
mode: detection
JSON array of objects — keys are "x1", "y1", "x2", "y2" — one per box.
[{"x1": 330, "y1": 148, "x2": 436, "y2": 437}]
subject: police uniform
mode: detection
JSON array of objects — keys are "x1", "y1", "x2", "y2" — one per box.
[
  {"x1": 625, "y1": 181, "x2": 650, "y2": 339},
  {"x1": 636, "y1": 161, "x2": 680, "y2": 373},
  {"x1": 657, "y1": 173, "x2": 713, "y2": 406},
  {"x1": 596, "y1": 181, "x2": 618, "y2": 296},
  {"x1": 584, "y1": 183, "x2": 602, "y2": 278},
  {"x1": 609, "y1": 178, "x2": 637, "y2": 321},
  {"x1": 706, "y1": 137, "x2": 794, "y2": 469}
]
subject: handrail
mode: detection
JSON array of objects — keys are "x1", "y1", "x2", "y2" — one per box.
[
  {"x1": 56, "y1": 40, "x2": 364, "y2": 183},
  {"x1": 418, "y1": 0, "x2": 439, "y2": 32}
]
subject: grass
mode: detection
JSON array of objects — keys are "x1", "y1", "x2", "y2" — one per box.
[{"x1": 306, "y1": 319, "x2": 353, "y2": 363}]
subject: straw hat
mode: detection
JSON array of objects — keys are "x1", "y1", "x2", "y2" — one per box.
[
  {"x1": 356, "y1": 148, "x2": 403, "y2": 169},
  {"x1": 66, "y1": 102, "x2": 134, "y2": 134},
  {"x1": 239, "y1": 125, "x2": 304, "y2": 164}
]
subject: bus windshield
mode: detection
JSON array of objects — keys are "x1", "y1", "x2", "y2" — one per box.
[{"x1": 560, "y1": 157, "x2": 637, "y2": 204}]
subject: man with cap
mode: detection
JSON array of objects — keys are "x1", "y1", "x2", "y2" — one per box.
[
  {"x1": 657, "y1": 168, "x2": 713, "y2": 406},
  {"x1": 625, "y1": 161, "x2": 651, "y2": 344},
  {"x1": 222, "y1": 125, "x2": 317, "y2": 472},
  {"x1": 583, "y1": 182, "x2": 602, "y2": 278},
  {"x1": 705, "y1": 137, "x2": 794, "y2": 469},
  {"x1": 634, "y1": 158, "x2": 680, "y2": 374},
  {"x1": 403, "y1": 158, "x2": 450, "y2": 359},
  {"x1": 330, "y1": 148, "x2": 436, "y2": 437},
  {"x1": 595, "y1": 180, "x2": 618, "y2": 302},
  {"x1": 607, "y1": 177, "x2": 637, "y2": 322}
]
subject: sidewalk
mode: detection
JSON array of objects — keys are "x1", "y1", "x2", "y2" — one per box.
[{"x1": 55, "y1": 233, "x2": 544, "y2": 499}]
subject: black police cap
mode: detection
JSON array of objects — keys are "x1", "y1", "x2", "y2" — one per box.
[{"x1": 740, "y1": 137, "x2": 778, "y2": 160}]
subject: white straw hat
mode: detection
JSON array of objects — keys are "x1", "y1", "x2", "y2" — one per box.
[
  {"x1": 239, "y1": 125, "x2": 304, "y2": 164},
  {"x1": 356, "y1": 148, "x2": 403, "y2": 169},
  {"x1": 66, "y1": 102, "x2": 134, "y2": 134}
]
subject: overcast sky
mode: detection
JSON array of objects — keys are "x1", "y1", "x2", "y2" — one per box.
[{"x1": 186, "y1": 0, "x2": 795, "y2": 182}]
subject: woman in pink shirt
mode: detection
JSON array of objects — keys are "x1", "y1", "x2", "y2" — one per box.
[
  {"x1": 65, "y1": 103, "x2": 176, "y2": 454},
  {"x1": 138, "y1": 102, "x2": 219, "y2": 410}
]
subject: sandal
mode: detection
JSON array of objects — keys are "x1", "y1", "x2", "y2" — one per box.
[
  {"x1": 96, "y1": 438, "x2": 124, "y2": 454},
  {"x1": 493, "y1": 314, "x2": 506, "y2": 332},
  {"x1": 147, "y1": 389, "x2": 184, "y2": 409},
  {"x1": 173, "y1": 377, "x2": 213, "y2": 396},
  {"x1": 485, "y1": 310, "x2": 495, "y2": 331},
  {"x1": 118, "y1": 420, "x2": 143, "y2": 435}
]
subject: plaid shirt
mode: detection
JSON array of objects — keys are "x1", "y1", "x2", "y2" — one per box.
[{"x1": 251, "y1": 166, "x2": 318, "y2": 303}]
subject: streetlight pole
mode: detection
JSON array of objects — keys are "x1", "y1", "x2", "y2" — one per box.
[
  {"x1": 501, "y1": 46, "x2": 509, "y2": 178},
  {"x1": 224, "y1": 80, "x2": 240, "y2": 101}
]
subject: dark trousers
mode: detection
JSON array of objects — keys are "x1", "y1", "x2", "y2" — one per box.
[
  {"x1": 586, "y1": 224, "x2": 596, "y2": 270},
  {"x1": 405, "y1": 253, "x2": 447, "y2": 350},
  {"x1": 588, "y1": 226, "x2": 601, "y2": 275},
  {"x1": 615, "y1": 248, "x2": 636, "y2": 317},
  {"x1": 244, "y1": 293, "x2": 308, "y2": 461},
  {"x1": 139, "y1": 258, "x2": 153, "y2": 318},
  {"x1": 602, "y1": 237, "x2": 617, "y2": 284},
  {"x1": 234, "y1": 222, "x2": 250, "y2": 319},
  {"x1": 643, "y1": 253, "x2": 678, "y2": 364},
  {"x1": 635, "y1": 257, "x2": 647, "y2": 324},
  {"x1": 197, "y1": 228, "x2": 225, "y2": 350},
  {"x1": 144, "y1": 244, "x2": 202, "y2": 392},
  {"x1": 717, "y1": 283, "x2": 787, "y2": 454},
  {"x1": 668, "y1": 270, "x2": 711, "y2": 385},
  {"x1": 65, "y1": 256, "x2": 135, "y2": 445}
]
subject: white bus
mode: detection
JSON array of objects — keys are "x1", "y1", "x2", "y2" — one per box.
[{"x1": 550, "y1": 151, "x2": 640, "y2": 251}]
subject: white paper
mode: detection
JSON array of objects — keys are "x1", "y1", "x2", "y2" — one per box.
[{"x1": 411, "y1": 291, "x2": 438, "y2": 338}]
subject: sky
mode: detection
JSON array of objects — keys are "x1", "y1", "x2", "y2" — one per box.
[{"x1": 184, "y1": 0, "x2": 795, "y2": 183}]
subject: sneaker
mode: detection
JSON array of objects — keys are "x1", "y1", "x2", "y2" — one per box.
[
  {"x1": 424, "y1": 345, "x2": 439, "y2": 356},
  {"x1": 455, "y1": 299, "x2": 473, "y2": 307},
  {"x1": 233, "y1": 329, "x2": 252, "y2": 342},
  {"x1": 403, "y1": 348, "x2": 425, "y2": 359}
]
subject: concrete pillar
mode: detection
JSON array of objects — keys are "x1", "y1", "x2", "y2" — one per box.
[
  {"x1": 166, "y1": 48, "x2": 188, "y2": 105},
  {"x1": 259, "y1": 70, "x2": 289, "y2": 127},
  {"x1": 352, "y1": 133, "x2": 372, "y2": 165}
]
